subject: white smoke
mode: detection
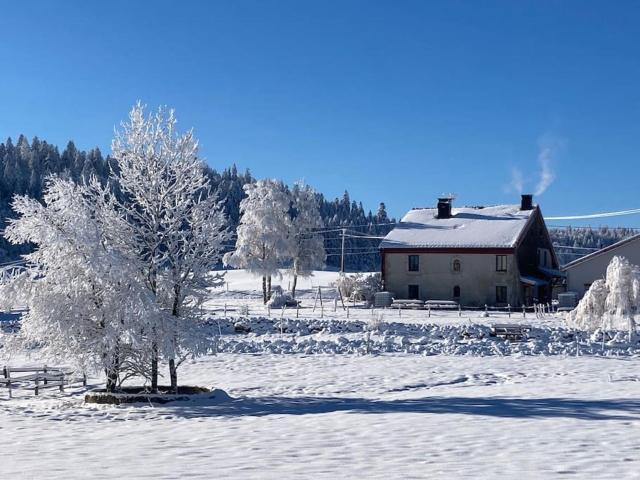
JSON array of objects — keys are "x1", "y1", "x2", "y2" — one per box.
[
  {"x1": 503, "y1": 135, "x2": 563, "y2": 196},
  {"x1": 534, "y1": 145, "x2": 556, "y2": 195},
  {"x1": 507, "y1": 167, "x2": 524, "y2": 193}
]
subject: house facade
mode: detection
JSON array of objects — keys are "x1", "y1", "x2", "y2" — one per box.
[
  {"x1": 563, "y1": 234, "x2": 640, "y2": 298},
  {"x1": 379, "y1": 195, "x2": 561, "y2": 307}
]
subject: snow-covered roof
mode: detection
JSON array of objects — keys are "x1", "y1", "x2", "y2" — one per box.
[
  {"x1": 380, "y1": 204, "x2": 535, "y2": 249},
  {"x1": 562, "y1": 233, "x2": 640, "y2": 270}
]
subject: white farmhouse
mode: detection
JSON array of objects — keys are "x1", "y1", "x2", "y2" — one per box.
[
  {"x1": 379, "y1": 195, "x2": 562, "y2": 307},
  {"x1": 562, "y1": 234, "x2": 640, "y2": 298}
]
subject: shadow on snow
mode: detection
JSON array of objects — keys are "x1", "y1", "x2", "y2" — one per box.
[{"x1": 166, "y1": 395, "x2": 640, "y2": 421}]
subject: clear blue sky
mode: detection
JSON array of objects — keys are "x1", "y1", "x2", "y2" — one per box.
[{"x1": 1, "y1": 1, "x2": 639, "y2": 226}]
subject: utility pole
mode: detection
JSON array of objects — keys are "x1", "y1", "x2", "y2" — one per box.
[{"x1": 340, "y1": 228, "x2": 346, "y2": 273}]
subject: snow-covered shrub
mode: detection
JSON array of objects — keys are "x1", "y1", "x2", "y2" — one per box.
[
  {"x1": 567, "y1": 256, "x2": 639, "y2": 332},
  {"x1": 267, "y1": 291, "x2": 299, "y2": 308},
  {"x1": 367, "y1": 311, "x2": 385, "y2": 332},
  {"x1": 335, "y1": 273, "x2": 382, "y2": 305}
]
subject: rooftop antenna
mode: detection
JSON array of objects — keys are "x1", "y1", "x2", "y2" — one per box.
[{"x1": 439, "y1": 193, "x2": 457, "y2": 201}]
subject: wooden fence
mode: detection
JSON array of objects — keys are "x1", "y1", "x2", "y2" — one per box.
[{"x1": 1, "y1": 365, "x2": 86, "y2": 398}]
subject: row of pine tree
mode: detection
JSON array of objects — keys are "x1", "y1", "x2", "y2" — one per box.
[{"x1": 0, "y1": 136, "x2": 394, "y2": 270}]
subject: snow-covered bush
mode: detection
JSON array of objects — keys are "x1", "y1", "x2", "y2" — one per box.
[
  {"x1": 567, "y1": 256, "x2": 639, "y2": 332},
  {"x1": 267, "y1": 291, "x2": 299, "y2": 308},
  {"x1": 335, "y1": 273, "x2": 382, "y2": 305}
]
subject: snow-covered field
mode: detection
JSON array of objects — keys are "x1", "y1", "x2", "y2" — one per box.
[{"x1": 2, "y1": 270, "x2": 640, "y2": 479}]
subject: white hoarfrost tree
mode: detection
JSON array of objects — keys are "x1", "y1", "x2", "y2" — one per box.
[
  {"x1": 1, "y1": 178, "x2": 154, "y2": 392},
  {"x1": 567, "y1": 255, "x2": 640, "y2": 336},
  {"x1": 288, "y1": 182, "x2": 325, "y2": 297},
  {"x1": 224, "y1": 179, "x2": 292, "y2": 303},
  {"x1": 603, "y1": 256, "x2": 637, "y2": 334},
  {"x1": 106, "y1": 103, "x2": 230, "y2": 392},
  {"x1": 566, "y1": 279, "x2": 609, "y2": 331}
]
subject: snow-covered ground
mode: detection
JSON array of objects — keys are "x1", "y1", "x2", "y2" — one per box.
[
  {"x1": 2, "y1": 270, "x2": 640, "y2": 479},
  {"x1": 2, "y1": 354, "x2": 640, "y2": 479}
]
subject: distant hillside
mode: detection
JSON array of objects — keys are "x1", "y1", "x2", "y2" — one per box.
[
  {"x1": 0, "y1": 136, "x2": 394, "y2": 270},
  {"x1": 549, "y1": 226, "x2": 639, "y2": 266}
]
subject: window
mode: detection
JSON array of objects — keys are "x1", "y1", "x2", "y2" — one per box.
[
  {"x1": 408, "y1": 284, "x2": 420, "y2": 300},
  {"x1": 453, "y1": 285, "x2": 461, "y2": 298},
  {"x1": 453, "y1": 259, "x2": 461, "y2": 272},
  {"x1": 537, "y1": 248, "x2": 550, "y2": 267},
  {"x1": 496, "y1": 255, "x2": 507, "y2": 272},
  {"x1": 408, "y1": 255, "x2": 419, "y2": 272},
  {"x1": 496, "y1": 286, "x2": 508, "y2": 304}
]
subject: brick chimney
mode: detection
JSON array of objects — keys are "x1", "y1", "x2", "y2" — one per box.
[
  {"x1": 437, "y1": 197, "x2": 453, "y2": 219},
  {"x1": 521, "y1": 194, "x2": 533, "y2": 211}
]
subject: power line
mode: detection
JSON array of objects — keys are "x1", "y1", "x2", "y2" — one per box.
[{"x1": 547, "y1": 208, "x2": 640, "y2": 221}]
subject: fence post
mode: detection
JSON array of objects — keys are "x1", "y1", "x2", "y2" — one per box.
[
  {"x1": 398, "y1": 305, "x2": 401, "y2": 318},
  {"x1": 334, "y1": 298, "x2": 337, "y2": 312},
  {"x1": 35, "y1": 376, "x2": 39, "y2": 396},
  {"x1": 458, "y1": 304, "x2": 461, "y2": 317},
  {"x1": 507, "y1": 304, "x2": 511, "y2": 318},
  {"x1": 347, "y1": 306, "x2": 350, "y2": 319},
  {"x1": 43, "y1": 365, "x2": 48, "y2": 386},
  {"x1": 5, "y1": 366, "x2": 11, "y2": 399},
  {"x1": 224, "y1": 303, "x2": 227, "y2": 317},
  {"x1": 267, "y1": 305, "x2": 271, "y2": 317},
  {"x1": 485, "y1": 304, "x2": 489, "y2": 317},
  {"x1": 428, "y1": 305, "x2": 431, "y2": 318},
  {"x1": 296, "y1": 304, "x2": 299, "y2": 318},
  {"x1": 523, "y1": 304, "x2": 526, "y2": 318},
  {"x1": 59, "y1": 371, "x2": 64, "y2": 392}
]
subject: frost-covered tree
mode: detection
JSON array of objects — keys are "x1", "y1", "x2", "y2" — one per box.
[
  {"x1": 566, "y1": 279, "x2": 609, "y2": 331},
  {"x1": 1, "y1": 178, "x2": 154, "y2": 392},
  {"x1": 604, "y1": 256, "x2": 637, "y2": 333},
  {"x1": 106, "y1": 103, "x2": 230, "y2": 392},
  {"x1": 288, "y1": 182, "x2": 325, "y2": 297},
  {"x1": 567, "y1": 255, "x2": 640, "y2": 334},
  {"x1": 224, "y1": 179, "x2": 292, "y2": 303}
]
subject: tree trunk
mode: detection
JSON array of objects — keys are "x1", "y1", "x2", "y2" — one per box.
[
  {"x1": 168, "y1": 287, "x2": 180, "y2": 394},
  {"x1": 262, "y1": 276, "x2": 267, "y2": 304},
  {"x1": 151, "y1": 342, "x2": 159, "y2": 393},
  {"x1": 267, "y1": 275, "x2": 272, "y2": 300},
  {"x1": 169, "y1": 358, "x2": 178, "y2": 393},
  {"x1": 105, "y1": 362, "x2": 118, "y2": 393},
  {"x1": 292, "y1": 274, "x2": 298, "y2": 298}
]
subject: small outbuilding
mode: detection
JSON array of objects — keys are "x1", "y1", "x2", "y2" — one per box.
[
  {"x1": 379, "y1": 194, "x2": 562, "y2": 307},
  {"x1": 562, "y1": 233, "x2": 640, "y2": 298}
]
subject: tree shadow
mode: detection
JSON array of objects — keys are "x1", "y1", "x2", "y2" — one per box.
[{"x1": 165, "y1": 394, "x2": 640, "y2": 421}]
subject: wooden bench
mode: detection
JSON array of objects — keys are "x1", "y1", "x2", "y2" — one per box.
[
  {"x1": 425, "y1": 300, "x2": 459, "y2": 310},
  {"x1": 490, "y1": 323, "x2": 531, "y2": 341}
]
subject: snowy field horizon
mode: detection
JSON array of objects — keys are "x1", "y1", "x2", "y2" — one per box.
[{"x1": 3, "y1": 269, "x2": 640, "y2": 479}]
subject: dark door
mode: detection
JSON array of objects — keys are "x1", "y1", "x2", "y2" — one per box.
[{"x1": 408, "y1": 284, "x2": 419, "y2": 300}]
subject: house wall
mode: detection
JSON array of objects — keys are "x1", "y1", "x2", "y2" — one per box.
[
  {"x1": 382, "y1": 251, "x2": 522, "y2": 307},
  {"x1": 565, "y1": 237, "x2": 640, "y2": 297}
]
